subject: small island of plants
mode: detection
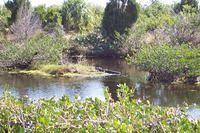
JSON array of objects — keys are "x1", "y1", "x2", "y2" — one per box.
[{"x1": 9, "y1": 64, "x2": 109, "y2": 78}]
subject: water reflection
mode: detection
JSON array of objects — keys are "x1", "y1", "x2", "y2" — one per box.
[
  {"x1": 0, "y1": 74, "x2": 105, "y2": 102},
  {"x1": 0, "y1": 59, "x2": 199, "y2": 107}
]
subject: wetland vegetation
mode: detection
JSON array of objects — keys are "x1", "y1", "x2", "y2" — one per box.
[{"x1": 0, "y1": 0, "x2": 200, "y2": 132}]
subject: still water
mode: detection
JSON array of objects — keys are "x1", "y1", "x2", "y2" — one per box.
[{"x1": 0, "y1": 59, "x2": 200, "y2": 107}]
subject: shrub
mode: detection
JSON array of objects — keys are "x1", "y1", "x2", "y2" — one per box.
[
  {"x1": 174, "y1": 0, "x2": 199, "y2": 13},
  {"x1": 34, "y1": 5, "x2": 62, "y2": 34},
  {"x1": 73, "y1": 29, "x2": 127, "y2": 58},
  {"x1": 142, "y1": 1, "x2": 176, "y2": 31},
  {"x1": 0, "y1": 34, "x2": 68, "y2": 69},
  {"x1": 102, "y1": 0, "x2": 139, "y2": 39},
  {"x1": 61, "y1": 0, "x2": 102, "y2": 33},
  {"x1": 0, "y1": 84, "x2": 199, "y2": 132},
  {"x1": 125, "y1": 1, "x2": 200, "y2": 56},
  {"x1": 0, "y1": 6, "x2": 11, "y2": 33},
  {"x1": 34, "y1": 5, "x2": 46, "y2": 26},
  {"x1": 165, "y1": 7, "x2": 200, "y2": 46},
  {"x1": 133, "y1": 44, "x2": 200, "y2": 78},
  {"x1": 27, "y1": 34, "x2": 68, "y2": 64}
]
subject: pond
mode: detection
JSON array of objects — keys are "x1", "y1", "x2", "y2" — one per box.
[{"x1": 0, "y1": 59, "x2": 200, "y2": 107}]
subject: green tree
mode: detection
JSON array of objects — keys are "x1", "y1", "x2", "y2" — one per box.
[
  {"x1": 34, "y1": 5, "x2": 62, "y2": 33},
  {"x1": 61, "y1": 0, "x2": 95, "y2": 33},
  {"x1": 143, "y1": 1, "x2": 175, "y2": 31},
  {"x1": 34, "y1": 5, "x2": 47, "y2": 27},
  {"x1": 0, "y1": 6, "x2": 11, "y2": 32},
  {"x1": 174, "y1": 0, "x2": 199, "y2": 13},
  {"x1": 5, "y1": 0, "x2": 30, "y2": 24},
  {"x1": 102, "y1": 0, "x2": 139, "y2": 39},
  {"x1": 45, "y1": 6, "x2": 62, "y2": 27}
]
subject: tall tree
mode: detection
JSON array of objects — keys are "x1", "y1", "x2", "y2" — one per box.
[{"x1": 102, "y1": 0, "x2": 139, "y2": 39}]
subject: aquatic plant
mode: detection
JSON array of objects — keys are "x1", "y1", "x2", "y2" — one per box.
[{"x1": 0, "y1": 84, "x2": 199, "y2": 132}]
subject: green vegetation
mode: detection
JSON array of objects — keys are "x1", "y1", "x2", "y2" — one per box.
[
  {"x1": 0, "y1": 34, "x2": 68, "y2": 69},
  {"x1": 0, "y1": 6, "x2": 10, "y2": 32},
  {"x1": 102, "y1": 0, "x2": 139, "y2": 39},
  {"x1": 175, "y1": 0, "x2": 199, "y2": 13},
  {"x1": 61, "y1": 0, "x2": 103, "y2": 33},
  {"x1": 132, "y1": 44, "x2": 200, "y2": 82},
  {"x1": 125, "y1": 1, "x2": 200, "y2": 83},
  {"x1": 0, "y1": 0, "x2": 200, "y2": 131},
  {"x1": 10, "y1": 64, "x2": 108, "y2": 77},
  {"x1": 0, "y1": 84, "x2": 199, "y2": 132},
  {"x1": 34, "y1": 5, "x2": 62, "y2": 32},
  {"x1": 0, "y1": 0, "x2": 199, "y2": 82}
]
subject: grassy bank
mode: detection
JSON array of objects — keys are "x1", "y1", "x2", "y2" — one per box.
[
  {"x1": 8, "y1": 64, "x2": 108, "y2": 78},
  {"x1": 0, "y1": 84, "x2": 199, "y2": 132}
]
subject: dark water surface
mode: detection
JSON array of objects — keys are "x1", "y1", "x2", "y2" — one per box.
[{"x1": 0, "y1": 59, "x2": 200, "y2": 107}]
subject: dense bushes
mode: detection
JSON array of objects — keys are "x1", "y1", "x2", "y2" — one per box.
[
  {"x1": 0, "y1": 34, "x2": 68, "y2": 69},
  {"x1": 174, "y1": 0, "x2": 199, "y2": 13},
  {"x1": 132, "y1": 44, "x2": 200, "y2": 82},
  {"x1": 142, "y1": 1, "x2": 175, "y2": 31},
  {"x1": 0, "y1": 6, "x2": 10, "y2": 33},
  {"x1": 127, "y1": 1, "x2": 200, "y2": 83},
  {"x1": 34, "y1": 0, "x2": 103, "y2": 33},
  {"x1": 102, "y1": 0, "x2": 139, "y2": 39},
  {"x1": 126, "y1": 1, "x2": 199, "y2": 57},
  {"x1": 34, "y1": 5, "x2": 62, "y2": 32},
  {"x1": 0, "y1": 0, "x2": 199, "y2": 80},
  {"x1": 0, "y1": 84, "x2": 198, "y2": 132},
  {"x1": 166, "y1": 9, "x2": 200, "y2": 46},
  {"x1": 61, "y1": 0, "x2": 103, "y2": 33}
]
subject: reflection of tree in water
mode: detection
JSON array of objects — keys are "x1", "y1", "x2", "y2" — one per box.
[
  {"x1": 89, "y1": 58, "x2": 148, "y2": 101},
  {"x1": 88, "y1": 58, "x2": 147, "y2": 78},
  {"x1": 0, "y1": 74, "x2": 53, "y2": 97},
  {"x1": 135, "y1": 83, "x2": 200, "y2": 106},
  {"x1": 102, "y1": 76, "x2": 135, "y2": 101},
  {"x1": 0, "y1": 74, "x2": 87, "y2": 98},
  {"x1": 0, "y1": 58, "x2": 199, "y2": 107}
]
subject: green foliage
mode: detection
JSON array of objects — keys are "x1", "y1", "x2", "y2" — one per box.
[
  {"x1": 34, "y1": 5, "x2": 46, "y2": 25},
  {"x1": 134, "y1": 1, "x2": 175, "y2": 32},
  {"x1": 133, "y1": 44, "x2": 200, "y2": 77},
  {"x1": 74, "y1": 28, "x2": 128, "y2": 58},
  {"x1": 5, "y1": 0, "x2": 30, "y2": 24},
  {"x1": 0, "y1": 6, "x2": 11, "y2": 32},
  {"x1": 34, "y1": 5, "x2": 62, "y2": 33},
  {"x1": 143, "y1": 1, "x2": 176, "y2": 31},
  {"x1": 0, "y1": 84, "x2": 199, "y2": 132},
  {"x1": 27, "y1": 34, "x2": 68, "y2": 64},
  {"x1": 61, "y1": 0, "x2": 102, "y2": 33},
  {"x1": 0, "y1": 34, "x2": 68, "y2": 68},
  {"x1": 102, "y1": 0, "x2": 139, "y2": 39},
  {"x1": 174, "y1": 0, "x2": 199, "y2": 13},
  {"x1": 45, "y1": 6, "x2": 62, "y2": 26}
]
